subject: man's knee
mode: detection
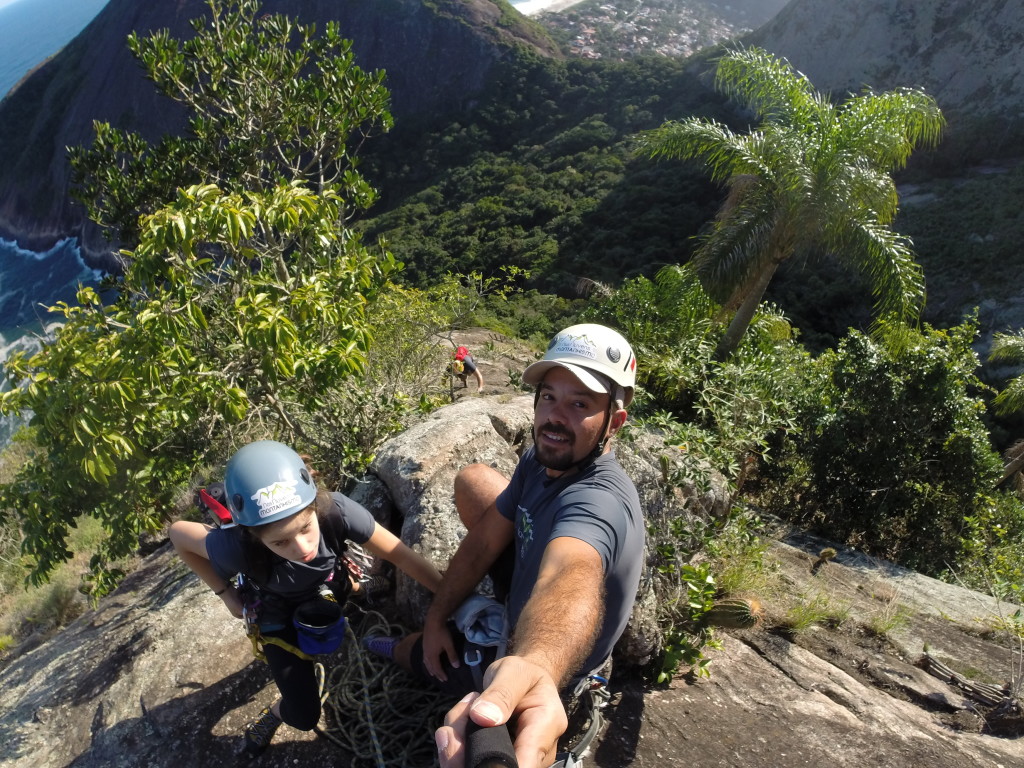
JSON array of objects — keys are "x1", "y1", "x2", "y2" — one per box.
[{"x1": 454, "y1": 464, "x2": 509, "y2": 529}]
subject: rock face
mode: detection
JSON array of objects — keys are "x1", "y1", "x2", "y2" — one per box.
[
  {"x1": 1, "y1": 396, "x2": 1021, "y2": 767},
  {"x1": 0, "y1": 0, "x2": 558, "y2": 257},
  {"x1": 746, "y1": 0, "x2": 1024, "y2": 118}
]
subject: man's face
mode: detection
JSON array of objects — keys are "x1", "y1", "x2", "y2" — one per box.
[{"x1": 533, "y1": 366, "x2": 614, "y2": 475}]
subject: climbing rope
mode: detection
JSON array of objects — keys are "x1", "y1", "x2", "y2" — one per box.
[{"x1": 317, "y1": 607, "x2": 453, "y2": 768}]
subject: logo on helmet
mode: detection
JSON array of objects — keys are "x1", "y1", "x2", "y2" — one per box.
[
  {"x1": 251, "y1": 479, "x2": 302, "y2": 519},
  {"x1": 553, "y1": 332, "x2": 598, "y2": 361},
  {"x1": 607, "y1": 346, "x2": 621, "y2": 363}
]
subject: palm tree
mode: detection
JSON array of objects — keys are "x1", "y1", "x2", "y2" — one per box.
[
  {"x1": 637, "y1": 47, "x2": 945, "y2": 359},
  {"x1": 990, "y1": 330, "x2": 1024, "y2": 416}
]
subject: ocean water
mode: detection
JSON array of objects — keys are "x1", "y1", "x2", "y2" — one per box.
[
  {"x1": 0, "y1": 237, "x2": 103, "y2": 336},
  {"x1": 0, "y1": 237, "x2": 104, "y2": 442},
  {"x1": 0, "y1": 0, "x2": 110, "y2": 99}
]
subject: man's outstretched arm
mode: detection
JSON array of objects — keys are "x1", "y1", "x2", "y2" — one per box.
[{"x1": 436, "y1": 535, "x2": 604, "y2": 768}]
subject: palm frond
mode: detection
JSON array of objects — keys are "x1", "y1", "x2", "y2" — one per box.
[
  {"x1": 834, "y1": 219, "x2": 924, "y2": 324},
  {"x1": 713, "y1": 46, "x2": 819, "y2": 125},
  {"x1": 694, "y1": 187, "x2": 778, "y2": 293},
  {"x1": 837, "y1": 87, "x2": 945, "y2": 170},
  {"x1": 990, "y1": 331, "x2": 1024, "y2": 364},
  {"x1": 822, "y1": 160, "x2": 900, "y2": 224},
  {"x1": 993, "y1": 375, "x2": 1024, "y2": 416},
  {"x1": 636, "y1": 119, "x2": 769, "y2": 183}
]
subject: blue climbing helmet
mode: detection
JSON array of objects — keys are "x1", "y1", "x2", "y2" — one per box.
[{"x1": 224, "y1": 440, "x2": 317, "y2": 527}]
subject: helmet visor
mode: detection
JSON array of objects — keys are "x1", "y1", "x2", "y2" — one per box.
[{"x1": 523, "y1": 360, "x2": 610, "y2": 396}]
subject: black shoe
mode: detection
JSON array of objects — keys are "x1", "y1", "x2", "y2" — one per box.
[{"x1": 243, "y1": 706, "x2": 282, "y2": 756}]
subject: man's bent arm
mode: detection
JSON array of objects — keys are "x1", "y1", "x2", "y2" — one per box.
[
  {"x1": 435, "y1": 536, "x2": 605, "y2": 768},
  {"x1": 427, "y1": 501, "x2": 513, "y2": 625}
]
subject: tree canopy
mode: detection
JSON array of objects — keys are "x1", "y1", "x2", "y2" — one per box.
[
  {"x1": 1, "y1": 0, "x2": 401, "y2": 592},
  {"x1": 637, "y1": 46, "x2": 945, "y2": 358},
  {"x1": 69, "y1": 0, "x2": 392, "y2": 248}
]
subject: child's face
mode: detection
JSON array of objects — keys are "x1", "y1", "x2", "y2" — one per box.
[{"x1": 256, "y1": 506, "x2": 320, "y2": 563}]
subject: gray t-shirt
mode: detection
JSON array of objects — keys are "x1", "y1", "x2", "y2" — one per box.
[{"x1": 495, "y1": 447, "x2": 644, "y2": 681}]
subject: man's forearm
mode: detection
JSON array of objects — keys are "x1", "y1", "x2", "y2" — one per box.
[
  {"x1": 426, "y1": 527, "x2": 503, "y2": 626},
  {"x1": 510, "y1": 553, "x2": 603, "y2": 689}
]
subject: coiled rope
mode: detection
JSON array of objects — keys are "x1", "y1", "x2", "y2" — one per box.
[{"x1": 317, "y1": 607, "x2": 453, "y2": 768}]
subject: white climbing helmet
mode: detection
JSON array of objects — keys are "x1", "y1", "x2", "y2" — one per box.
[{"x1": 523, "y1": 323, "x2": 637, "y2": 406}]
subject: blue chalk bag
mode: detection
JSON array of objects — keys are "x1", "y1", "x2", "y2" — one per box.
[{"x1": 293, "y1": 597, "x2": 346, "y2": 655}]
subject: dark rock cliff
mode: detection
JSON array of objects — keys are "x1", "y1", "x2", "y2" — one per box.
[
  {"x1": 745, "y1": 0, "x2": 1024, "y2": 119},
  {"x1": 0, "y1": 0, "x2": 558, "y2": 260}
]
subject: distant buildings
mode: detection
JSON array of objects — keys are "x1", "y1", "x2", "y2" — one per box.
[{"x1": 540, "y1": 0, "x2": 751, "y2": 61}]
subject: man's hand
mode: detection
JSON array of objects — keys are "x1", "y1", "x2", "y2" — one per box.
[
  {"x1": 422, "y1": 617, "x2": 460, "y2": 682},
  {"x1": 435, "y1": 655, "x2": 567, "y2": 768}
]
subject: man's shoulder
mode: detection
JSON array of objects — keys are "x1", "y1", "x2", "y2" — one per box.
[{"x1": 559, "y1": 454, "x2": 641, "y2": 514}]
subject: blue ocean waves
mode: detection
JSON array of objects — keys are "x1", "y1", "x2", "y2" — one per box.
[{"x1": 0, "y1": 236, "x2": 103, "y2": 335}]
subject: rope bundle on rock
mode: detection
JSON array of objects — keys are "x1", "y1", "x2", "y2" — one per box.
[{"x1": 318, "y1": 608, "x2": 454, "y2": 768}]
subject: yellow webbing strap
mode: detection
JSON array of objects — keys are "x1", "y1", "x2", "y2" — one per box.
[{"x1": 248, "y1": 627, "x2": 317, "y2": 663}]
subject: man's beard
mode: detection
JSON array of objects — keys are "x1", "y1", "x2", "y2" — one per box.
[{"x1": 534, "y1": 422, "x2": 577, "y2": 471}]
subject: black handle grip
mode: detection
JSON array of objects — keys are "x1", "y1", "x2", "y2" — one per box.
[{"x1": 465, "y1": 720, "x2": 518, "y2": 768}]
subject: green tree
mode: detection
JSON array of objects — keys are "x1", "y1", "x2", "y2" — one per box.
[
  {"x1": 1, "y1": 183, "x2": 397, "y2": 591},
  {"x1": 69, "y1": 0, "x2": 391, "y2": 247},
  {"x1": 0, "y1": 0, "x2": 399, "y2": 593},
  {"x1": 637, "y1": 47, "x2": 944, "y2": 358},
  {"x1": 761, "y1": 318, "x2": 1001, "y2": 575}
]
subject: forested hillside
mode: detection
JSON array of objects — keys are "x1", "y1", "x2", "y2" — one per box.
[
  {"x1": 360, "y1": 54, "x2": 726, "y2": 294},
  {"x1": 0, "y1": 0, "x2": 558, "y2": 258}
]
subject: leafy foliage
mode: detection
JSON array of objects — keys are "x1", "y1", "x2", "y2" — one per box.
[
  {"x1": 655, "y1": 562, "x2": 720, "y2": 683},
  {"x1": 0, "y1": 0, "x2": 407, "y2": 592},
  {"x1": 588, "y1": 263, "x2": 804, "y2": 496},
  {"x1": 69, "y1": 0, "x2": 392, "y2": 247},
  {"x1": 759, "y1": 317, "x2": 1004, "y2": 574},
  {"x1": 636, "y1": 47, "x2": 944, "y2": 357},
  {"x1": 1, "y1": 182, "x2": 397, "y2": 589}
]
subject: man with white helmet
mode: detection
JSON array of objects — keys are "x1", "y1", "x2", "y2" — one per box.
[{"x1": 365, "y1": 324, "x2": 644, "y2": 768}]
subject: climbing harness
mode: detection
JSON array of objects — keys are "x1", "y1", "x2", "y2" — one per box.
[
  {"x1": 240, "y1": 577, "x2": 346, "y2": 663},
  {"x1": 551, "y1": 674, "x2": 613, "y2": 768}
]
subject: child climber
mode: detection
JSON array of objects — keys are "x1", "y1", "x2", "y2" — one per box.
[{"x1": 170, "y1": 439, "x2": 443, "y2": 756}]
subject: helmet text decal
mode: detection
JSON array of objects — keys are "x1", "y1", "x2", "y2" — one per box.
[
  {"x1": 251, "y1": 479, "x2": 302, "y2": 518},
  {"x1": 554, "y1": 333, "x2": 598, "y2": 360}
]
